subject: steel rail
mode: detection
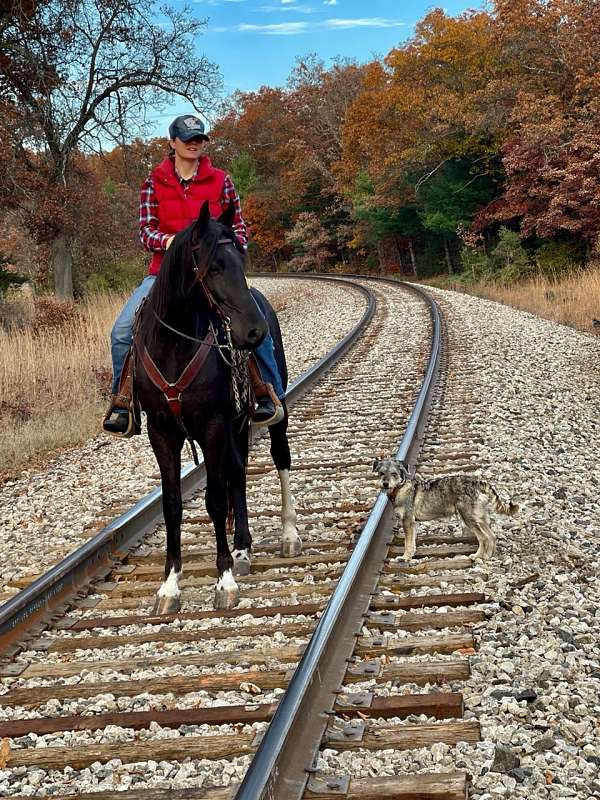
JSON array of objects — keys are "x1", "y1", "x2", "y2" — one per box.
[
  {"x1": 0, "y1": 276, "x2": 376, "y2": 657},
  {"x1": 235, "y1": 279, "x2": 442, "y2": 800}
]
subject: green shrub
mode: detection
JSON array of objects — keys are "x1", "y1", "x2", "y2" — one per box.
[
  {"x1": 534, "y1": 240, "x2": 584, "y2": 278},
  {"x1": 83, "y1": 257, "x2": 145, "y2": 295},
  {"x1": 364, "y1": 254, "x2": 379, "y2": 273},
  {"x1": 489, "y1": 228, "x2": 533, "y2": 284},
  {"x1": 460, "y1": 248, "x2": 492, "y2": 281}
]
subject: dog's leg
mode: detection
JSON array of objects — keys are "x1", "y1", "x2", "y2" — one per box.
[
  {"x1": 402, "y1": 516, "x2": 417, "y2": 561},
  {"x1": 459, "y1": 506, "x2": 485, "y2": 560},
  {"x1": 460, "y1": 509, "x2": 485, "y2": 560},
  {"x1": 470, "y1": 528, "x2": 485, "y2": 560},
  {"x1": 477, "y1": 512, "x2": 496, "y2": 559}
]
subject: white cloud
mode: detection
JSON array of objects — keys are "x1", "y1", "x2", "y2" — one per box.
[
  {"x1": 212, "y1": 16, "x2": 407, "y2": 34},
  {"x1": 324, "y1": 0, "x2": 337, "y2": 5},
  {"x1": 237, "y1": 21, "x2": 309, "y2": 34},
  {"x1": 258, "y1": 3, "x2": 315, "y2": 12},
  {"x1": 325, "y1": 17, "x2": 406, "y2": 28}
]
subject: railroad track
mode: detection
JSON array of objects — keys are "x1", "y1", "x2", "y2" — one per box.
[{"x1": 0, "y1": 276, "x2": 490, "y2": 799}]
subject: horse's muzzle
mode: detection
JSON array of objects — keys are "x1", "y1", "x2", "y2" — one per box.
[
  {"x1": 230, "y1": 317, "x2": 268, "y2": 350},
  {"x1": 245, "y1": 325, "x2": 267, "y2": 348}
]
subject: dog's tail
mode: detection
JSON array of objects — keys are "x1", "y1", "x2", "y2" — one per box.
[{"x1": 481, "y1": 482, "x2": 519, "y2": 516}]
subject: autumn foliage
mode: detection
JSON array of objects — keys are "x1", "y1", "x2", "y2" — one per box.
[{"x1": 210, "y1": 0, "x2": 600, "y2": 278}]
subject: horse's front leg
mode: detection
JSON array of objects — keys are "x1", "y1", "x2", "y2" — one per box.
[
  {"x1": 202, "y1": 420, "x2": 240, "y2": 609},
  {"x1": 147, "y1": 419, "x2": 185, "y2": 615},
  {"x1": 269, "y1": 407, "x2": 302, "y2": 557}
]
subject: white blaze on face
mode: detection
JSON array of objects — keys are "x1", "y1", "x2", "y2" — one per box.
[
  {"x1": 216, "y1": 569, "x2": 237, "y2": 591},
  {"x1": 279, "y1": 469, "x2": 299, "y2": 541},
  {"x1": 157, "y1": 568, "x2": 181, "y2": 598}
]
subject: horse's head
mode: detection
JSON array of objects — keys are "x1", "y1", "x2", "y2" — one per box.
[{"x1": 186, "y1": 202, "x2": 267, "y2": 349}]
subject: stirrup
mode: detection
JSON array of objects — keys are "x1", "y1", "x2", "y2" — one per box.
[
  {"x1": 251, "y1": 398, "x2": 285, "y2": 428},
  {"x1": 102, "y1": 397, "x2": 136, "y2": 439}
]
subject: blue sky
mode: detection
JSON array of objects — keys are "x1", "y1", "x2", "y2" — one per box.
[{"x1": 154, "y1": 0, "x2": 479, "y2": 134}]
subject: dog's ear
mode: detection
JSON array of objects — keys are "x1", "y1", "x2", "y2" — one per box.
[{"x1": 372, "y1": 458, "x2": 380, "y2": 472}]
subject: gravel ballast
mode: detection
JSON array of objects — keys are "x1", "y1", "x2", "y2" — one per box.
[{"x1": 1, "y1": 281, "x2": 598, "y2": 798}]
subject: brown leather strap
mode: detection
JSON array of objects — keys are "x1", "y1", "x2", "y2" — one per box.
[
  {"x1": 247, "y1": 353, "x2": 280, "y2": 406},
  {"x1": 140, "y1": 331, "x2": 214, "y2": 419}
]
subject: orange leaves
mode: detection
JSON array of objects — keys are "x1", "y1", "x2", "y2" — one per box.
[
  {"x1": 339, "y1": 8, "x2": 502, "y2": 201},
  {"x1": 244, "y1": 193, "x2": 289, "y2": 264}
]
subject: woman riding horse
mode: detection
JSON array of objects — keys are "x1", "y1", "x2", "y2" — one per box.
[
  {"x1": 134, "y1": 202, "x2": 302, "y2": 611},
  {"x1": 103, "y1": 114, "x2": 284, "y2": 436}
]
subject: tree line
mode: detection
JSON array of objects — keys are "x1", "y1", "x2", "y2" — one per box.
[{"x1": 1, "y1": 0, "x2": 599, "y2": 296}]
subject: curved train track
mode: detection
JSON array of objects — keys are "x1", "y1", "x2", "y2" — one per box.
[{"x1": 0, "y1": 276, "x2": 490, "y2": 799}]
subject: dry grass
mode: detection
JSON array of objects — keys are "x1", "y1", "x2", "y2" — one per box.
[
  {"x1": 432, "y1": 265, "x2": 600, "y2": 334},
  {"x1": 0, "y1": 292, "x2": 123, "y2": 480}
]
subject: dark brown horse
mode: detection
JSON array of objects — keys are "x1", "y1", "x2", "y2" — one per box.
[{"x1": 134, "y1": 202, "x2": 300, "y2": 613}]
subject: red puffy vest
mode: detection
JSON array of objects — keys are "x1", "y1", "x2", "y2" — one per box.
[{"x1": 148, "y1": 156, "x2": 226, "y2": 275}]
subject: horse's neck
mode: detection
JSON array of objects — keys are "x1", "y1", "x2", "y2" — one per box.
[
  {"x1": 160, "y1": 288, "x2": 210, "y2": 338},
  {"x1": 143, "y1": 293, "x2": 212, "y2": 377}
]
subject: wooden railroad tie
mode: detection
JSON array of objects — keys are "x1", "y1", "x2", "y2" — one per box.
[
  {"x1": 5, "y1": 770, "x2": 470, "y2": 799},
  {"x1": 0, "y1": 691, "x2": 464, "y2": 738},
  {"x1": 1, "y1": 721, "x2": 479, "y2": 770},
  {"x1": 41, "y1": 607, "x2": 484, "y2": 654},
  {"x1": 2, "y1": 658, "x2": 470, "y2": 707}
]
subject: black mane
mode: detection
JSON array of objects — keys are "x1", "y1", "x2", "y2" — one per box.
[{"x1": 138, "y1": 218, "x2": 221, "y2": 350}]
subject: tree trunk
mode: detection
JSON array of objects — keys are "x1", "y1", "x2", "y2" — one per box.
[
  {"x1": 52, "y1": 235, "x2": 74, "y2": 298},
  {"x1": 443, "y1": 238, "x2": 454, "y2": 275},
  {"x1": 393, "y1": 236, "x2": 404, "y2": 274},
  {"x1": 376, "y1": 240, "x2": 385, "y2": 273},
  {"x1": 408, "y1": 238, "x2": 418, "y2": 278}
]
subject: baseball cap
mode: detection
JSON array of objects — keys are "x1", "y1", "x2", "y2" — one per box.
[{"x1": 169, "y1": 115, "x2": 209, "y2": 142}]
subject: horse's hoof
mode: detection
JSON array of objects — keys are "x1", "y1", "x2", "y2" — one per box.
[
  {"x1": 281, "y1": 536, "x2": 302, "y2": 557},
  {"x1": 232, "y1": 549, "x2": 251, "y2": 576},
  {"x1": 214, "y1": 587, "x2": 240, "y2": 610},
  {"x1": 152, "y1": 595, "x2": 181, "y2": 616}
]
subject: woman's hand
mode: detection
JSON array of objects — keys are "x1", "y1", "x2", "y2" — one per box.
[{"x1": 165, "y1": 235, "x2": 175, "y2": 250}]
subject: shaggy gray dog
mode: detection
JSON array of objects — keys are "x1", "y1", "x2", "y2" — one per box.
[{"x1": 373, "y1": 458, "x2": 518, "y2": 561}]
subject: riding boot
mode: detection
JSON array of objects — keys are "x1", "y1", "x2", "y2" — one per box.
[
  {"x1": 102, "y1": 350, "x2": 138, "y2": 438},
  {"x1": 248, "y1": 354, "x2": 284, "y2": 427}
]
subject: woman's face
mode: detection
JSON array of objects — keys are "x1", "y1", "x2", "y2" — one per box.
[{"x1": 170, "y1": 136, "x2": 207, "y2": 161}]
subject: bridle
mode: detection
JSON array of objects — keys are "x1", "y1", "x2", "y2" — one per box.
[
  {"x1": 189, "y1": 235, "x2": 237, "y2": 317},
  {"x1": 151, "y1": 234, "x2": 239, "y2": 354}
]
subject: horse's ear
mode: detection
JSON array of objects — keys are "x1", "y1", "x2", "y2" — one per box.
[
  {"x1": 194, "y1": 201, "x2": 211, "y2": 237},
  {"x1": 218, "y1": 201, "x2": 236, "y2": 229}
]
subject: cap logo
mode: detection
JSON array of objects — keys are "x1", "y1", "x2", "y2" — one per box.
[{"x1": 183, "y1": 116, "x2": 202, "y2": 129}]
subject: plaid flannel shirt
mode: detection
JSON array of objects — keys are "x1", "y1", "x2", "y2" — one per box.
[{"x1": 139, "y1": 163, "x2": 248, "y2": 252}]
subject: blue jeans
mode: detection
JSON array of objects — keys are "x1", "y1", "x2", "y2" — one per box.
[{"x1": 110, "y1": 275, "x2": 284, "y2": 398}]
